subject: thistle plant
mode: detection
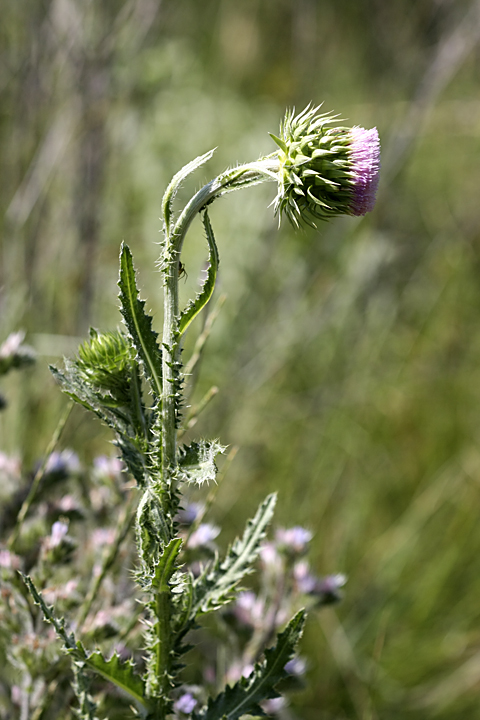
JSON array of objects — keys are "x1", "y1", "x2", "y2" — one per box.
[{"x1": 9, "y1": 105, "x2": 380, "y2": 719}]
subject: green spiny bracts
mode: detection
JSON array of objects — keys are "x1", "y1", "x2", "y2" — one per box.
[
  {"x1": 270, "y1": 104, "x2": 380, "y2": 227},
  {"x1": 76, "y1": 329, "x2": 134, "y2": 405}
]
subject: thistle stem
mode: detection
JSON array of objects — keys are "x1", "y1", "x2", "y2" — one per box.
[
  {"x1": 157, "y1": 156, "x2": 279, "y2": 713},
  {"x1": 160, "y1": 158, "x2": 278, "y2": 485},
  {"x1": 161, "y1": 244, "x2": 180, "y2": 485}
]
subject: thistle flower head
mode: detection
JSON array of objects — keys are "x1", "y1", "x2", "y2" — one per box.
[
  {"x1": 270, "y1": 104, "x2": 380, "y2": 227},
  {"x1": 75, "y1": 329, "x2": 134, "y2": 404}
]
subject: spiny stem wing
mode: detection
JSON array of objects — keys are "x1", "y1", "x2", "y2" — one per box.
[
  {"x1": 178, "y1": 208, "x2": 219, "y2": 337},
  {"x1": 22, "y1": 575, "x2": 147, "y2": 711},
  {"x1": 118, "y1": 243, "x2": 163, "y2": 400},
  {"x1": 195, "y1": 610, "x2": 306, "y2": 720}
]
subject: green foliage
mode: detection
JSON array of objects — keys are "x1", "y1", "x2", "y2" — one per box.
[
  {"x1": 118, "y1": 243, "x2": 163, "y2": 401},
  {"x1": 178, "y1": 210, "x2": 219, "y2": 337},
  {"x1": 24, "y1": 189, "x2": 301, "y2": 718},
  {"x1": 8, "y1": 3, "x2": 480, "y2": 717},
  {"x1": 142, "y1": 539, "x2": 183, "y2": 709},
  {"x1": 194, "y1": 610, "x2": 305, "y2": 720},
  {"x1": 22, "y1": 576, "x2": 147, "y2": 712},
  {"x1": 191, "y1": 493, "x2": 277, "y2": 617},
  {"x1": 162, "y1": 150, "x2": 216, "y2": 234},
  {"x1": 178, "y1": 439, "x2": 225, "y2": 487},
  {"x1": 50, "y1": 351, "x2": 148, "y2": 488}
]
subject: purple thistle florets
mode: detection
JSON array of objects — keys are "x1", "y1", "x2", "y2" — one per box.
[{"x1": 348, "y1": 126, "x2": 381, "y2": 216}]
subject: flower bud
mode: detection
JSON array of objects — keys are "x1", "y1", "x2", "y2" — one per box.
[{"x1": 270, "y1": 104, "x2": 380, "y2": 227}]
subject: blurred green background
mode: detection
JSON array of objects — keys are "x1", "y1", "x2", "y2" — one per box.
[{"x1": 3, "y1": 0, "x2": 480, "y2": 717}]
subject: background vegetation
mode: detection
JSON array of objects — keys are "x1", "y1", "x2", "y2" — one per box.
[{"x1": 2, "y1": 0, "x2": 480, "y2": 717}]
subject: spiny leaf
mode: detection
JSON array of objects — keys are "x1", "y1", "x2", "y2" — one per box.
[
  {"x1": 178, "y1": 439, "x2": 225, "y2": 487},
  {"x1": 72, "y1": 664, "x2": 101, "y2": 720},
  {"x1": 162, "y1": 148, "x2": 216, "y2": 231},
  {"x1": 194, "y1": 610, "x2": 306, "y2": 720},
  {"x1": 22, "y1": 575, "x2": 148, "y2": 711},
  {"x1": 118, "y1": 243, "x2": 163, "y2": 400},
  {"x1": 81, "y1": 650, "x2": 146, "y2": 709},
  {"x1": 136, "y1": 488, "x2": 171, "y2": 572},
  {"x1": 142, "y1": 538, "x2": 183, "y2": 705},
  {"x1": 190, "y1": 493, "x2": 276, "y2": 617},
  {"x1": 50, "y1": 365, "x2": 147, "y2": 486},
  {"x1": 178, "y1": 208, "x2": 219, "y2": 337},
  {"x1": 152, "y1": 537, "x2": 183, "y2": 591}
]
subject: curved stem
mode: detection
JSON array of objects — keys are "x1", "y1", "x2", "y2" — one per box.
[
  {"x1": 161, "y1": 158, "x2": 279, "y2": 485},
  {"x1": 171, "y1": 159, "x2": 280, "y2": 257}
]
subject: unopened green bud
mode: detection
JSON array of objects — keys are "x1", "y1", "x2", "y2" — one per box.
[{"x1": 76, "y1": 329, "x2": 133, "y2": 403}]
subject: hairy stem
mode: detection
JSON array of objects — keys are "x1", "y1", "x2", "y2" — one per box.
[
  {"x1": 161, "y1": 242, "x2": 180, "y2": 484},
  {"x1": 156, "y1": 157, "x2": 279, "y2": 712}
]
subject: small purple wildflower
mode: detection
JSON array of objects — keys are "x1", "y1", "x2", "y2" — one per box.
[
  {"x1": 91, "y1": 527, "x2": 116, "y2": 547},
  {"x1": 0, "y1": 332, "x2": 26, "y2": 357},
  {"x1": 0, "y1": 331, "x2": 35, "y2": 371},
  {"x1": 0, "y1": 549, "x2": 20, "y2": 570},
  {"x1": 232, "y1": 590, "x2": 265, "y2": 628},
  {"x1": 293, "y1": 560, "x2": 318, "y2": 594},
  {"x1": 275, "y1": 526, "x2": 312, "y2": 556},
  {"x1": 177, "y1": 502, "x2": 204, "y2": 527},
  {"x1": 293, "y1": 563, "x2": 346, "y2": 604},
  {"x1": 56, "y1": 495, "x2": 81, "y2": 514},
  {"x1": 259, "y1": 541, "x2": 283, "y2": 574},
  {"x1": 226, "y1": 662, "x2": 255, "y2": 684},
  {"x1": 285, "y1": 656, "x2": 307, "y2": 677},
  {"x1": 262, "y1": 697, "x2": 286, "y2": 715},
  {"x1": 187, "y1": 523, "x2": 220, "y2": 549},
  {"x1": 44, "y1": 450, "x2": 80, "y2": 476},
  {"x1": 174, "y1": 692, "x2": 197, "y2": 714},
  {"x1": 348, "y1": 126, "x2": 381, "y2": 216},
  {"x1": 312, "y1": 573, "x2": 347, "y2": 605},
  {"x1": 94, "y1": 455, "x2": 124, "y2": 480},
  {"x1": 49, "y1": 520, "x2": 69, "y2": 548}
]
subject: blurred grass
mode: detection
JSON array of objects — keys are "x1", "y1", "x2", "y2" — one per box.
[{"x1": 3, "y1": 0, "x2": 480, "y2": 717}]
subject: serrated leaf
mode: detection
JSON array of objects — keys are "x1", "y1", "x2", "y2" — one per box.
[
  {"x1": 118, "y1": 243, "x2": 163, "y2": 400},
  {"x1": 179, "y1": 209, "x2": 219, "y2": 337},
  {"x1": 190, "y1": 493, "x2": 276, "y2": 617},
  {"x1": 178, "y1": 439, "x2": 225, "y2": 486},
  {"x1": 50, "y1": 365, "x2": 128, "y2": 432},
  {"x1": 195, "y1": 610, "x2": 306, "y2": 720},
  {"x1": 50, "y1": 364, "x2": 147, "y2": 486},
  {"x1": 22, "y1": 575, "x2": 148, "y2": 711},
  {"x1": 162, "y1": 148, "x2": 216, "y2": 231}
]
